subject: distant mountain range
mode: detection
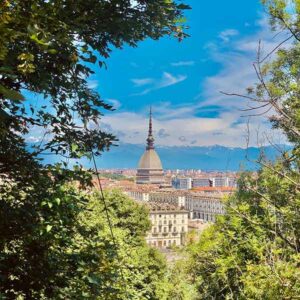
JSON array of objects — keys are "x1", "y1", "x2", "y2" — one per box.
[
  {"x1": 89, "y1": 143, "x2": 288, "y2": 171},
  {"x1": 41, "y1": 143, "x2": 288, "y2": 171}
]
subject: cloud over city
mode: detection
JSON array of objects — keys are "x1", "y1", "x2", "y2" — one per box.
[
  {"x1": 25, "y1": 13, "x2": 288, "y2": 149},
  {"x1": 100, "y1": 15, "x2": 288, "y2": 148},
  {"x1": 132, "y1": 72, "x2": 187, "y2": 95}
]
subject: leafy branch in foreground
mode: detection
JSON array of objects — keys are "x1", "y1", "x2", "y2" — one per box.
[
  {"x1": 0, "y1": 162, "x2": 168, "y2": 300},
  {"x1": 0, "y1": 0, "x2": 189, "y2": 160},
  {"x1": 0, "y1": 1, "x2": 190, "y2": 299},
  {"x1": 187, "y1": 1, "x2": 300, "y2": 299}
]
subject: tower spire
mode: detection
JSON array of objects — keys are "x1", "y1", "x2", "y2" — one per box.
[{"x1": 146, "y1": 106, "x2": 154, "y2": 150}]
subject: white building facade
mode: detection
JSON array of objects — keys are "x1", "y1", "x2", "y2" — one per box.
[
  {"x1": 126, "y1": 189, "x2": 226, "y2": 223},
  {"x1": 192, "y1": 178, "x2": 212, "y2": 188},
  {"x1": 172, "y1": 177, "x2": 192, "y2": 190},
  {"x1": 146, "y1": 203, "x2": 189, "y2": 248},
  {"x1": 185, "y1": 194, "x2": 225, "y2": 222}
]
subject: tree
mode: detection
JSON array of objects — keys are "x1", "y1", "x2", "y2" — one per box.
[
  {"x1": 188, "y1": 0, "x2": 300, "y2": 299},
  {"x1": 0, "y1": 180, "x2": 168, "y2": 299},
  {"x1": 159, "y1": 260, "x2": 198, "y2": 300},
  {"x1": 0, "y1": 1, "x2": 190, "y2": 298},
  {"x1": 0, "y1": 0, "x2": 189, "y2": 160}
]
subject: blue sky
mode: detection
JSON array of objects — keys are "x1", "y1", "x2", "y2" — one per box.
[{"x1": 28, "y1": 0, "x2": 288, "y2": 148}]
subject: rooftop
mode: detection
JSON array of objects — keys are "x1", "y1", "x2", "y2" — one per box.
[
  {"x1": 138, "y1": 148, "x2": 163, "y2": 170},
  {"x1": 146, "y1": 202, "x2": 188, "y2": 213},
  {"x1": 192, "y1": 186, "x2": 236, "y2": 192}
]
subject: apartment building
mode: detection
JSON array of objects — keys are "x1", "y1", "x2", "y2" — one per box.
[{"x1": 145, "y1": 202, "x2": 189, "y2": 248}]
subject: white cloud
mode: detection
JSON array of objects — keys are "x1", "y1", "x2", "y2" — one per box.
[
  {"x1": 132, "y1": 72, "x2": 187, "y2": 95},
  {"x1": 171, "y1": 60, "x2": 195, "y2": 67},
  {"x1": 219, "y1": 29, "x2": 239, "y2": 42},
  {"x1": 101, "y1": 15, "x2": 288, "y2": 148},
  {"x1": 101, "y1": 108, "x2": 276, "y2": 147},
  {"x1": 195, "y1": 15, "x2": 290, "y2": 146},
  {"x1": 29, "y1": 15, "x2": 288, "y2": 149},
  {"x1": 159, "y1": 72, "x2": 186, "y2": 88},
  {"x1": 87, "y1": 80, "x2": 99, "y2": 89},
  {"x1": 107, "y1": 98, "x2": 121, "y2": 109},
  {"x1": 131, "y1": 78, "x2": 153, "y2": 87},
  {"x1": 199, "y1": 15, "x2": 291, "y2": 109}
]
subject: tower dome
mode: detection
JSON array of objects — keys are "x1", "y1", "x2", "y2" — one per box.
[
  {"x1": 136, "y1": 108, "x2": 164, "y2": 185},
  {"x1": 138, "y1": 149, "x2": 163, "y2": 170}
]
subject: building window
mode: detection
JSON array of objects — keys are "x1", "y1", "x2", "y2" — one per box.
[
  {"x1": 182, "y1": 226, "x2": 185, "y2": 232},
  {"x1": 164, "y1": 241, "x2": 166, "y2": 246},
  {"x1": 153, "y1": 227, "x2": 157, "y2": 233}
]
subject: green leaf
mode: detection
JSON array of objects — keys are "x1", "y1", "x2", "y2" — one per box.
[
  {"x1": 0, "y1": 85, "x2": 24, "y2": 101},
  {"x1": 87, "y1": 275, "x2": 99, "y2": 285},
  {"x1": 46, "y1": 225, "x2": 52, "y2": 232},
  {"x1": 71, "y1": 143, "x2": 78, "y2": 152},
  {"x1": 30, "y1": 34, "x2": 49, "y2": 46},
  {"x1": 0, "y1": 109, "x2": 10, "y2": 121},
  {"x1": 48, "y1": 49, "x2": 58, "y2": 54}
]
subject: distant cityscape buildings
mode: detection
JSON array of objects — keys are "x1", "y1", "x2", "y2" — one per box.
[
  {"x1": 172, "y1": 176, "x2": 237, "y2": 190},
  {"x1": 125, "y1": 189, "x2": 225, "y2": 223},
  {"x1": 92, "y1": 108, "x2": 239, "y2": 250},
  {"x1": 93, "y1": 170, "x2": 237, "y2": 249},
  {"x1": 192, "y1": 178, "x2": 211, "y2": 188},
  {"x1": 172, "y1": 177, "x2": 192, "y2": 190}
]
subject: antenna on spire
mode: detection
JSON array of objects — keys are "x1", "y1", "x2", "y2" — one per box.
[{"x1": 146, "y1": 106, "x2": 154, "y2": 150}]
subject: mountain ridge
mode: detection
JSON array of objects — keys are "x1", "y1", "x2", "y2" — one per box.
[
  {"x1": 91, "y1": 143, "x2": 290, "y2": 171},
  {"x1": 32, "y1": 143, "x2": 290, "y2": 171}
]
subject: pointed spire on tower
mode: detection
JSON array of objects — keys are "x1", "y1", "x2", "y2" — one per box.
[{"x1": 146, "y1": 106, "x2": 155, "y2": 150}]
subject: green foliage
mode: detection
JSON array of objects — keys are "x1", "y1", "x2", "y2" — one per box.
[
  {"x1": 0, "y1": 132, "x2": 169, "y2": 299},
  {"x1": 0, "y1": 167, "x2": 168, "y2": 299},
  {"x1": 0, "y1": 1, "x2": 189, "y2": 298},
  {"x1": 97, "y1": 173, "x2": 129, "y2": 181},
  {"x1": 189, "y1": 163, "x2": 300, "y2": 299},
  {"x1": 186, "y1": 1, "x2": 300, "y2": 298},
  {"x1": 159, "y1": 260, "x2": 198, "y2": 300},
  {"x1": 0, "y1": 0, "x2": 189, "y2": 158}
]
